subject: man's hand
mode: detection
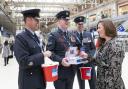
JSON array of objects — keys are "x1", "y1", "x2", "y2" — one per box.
[
  {"x1": 61, "y1": 57, "x2": 70, "y2": 67},
  {"x1": 79, "y1": 51, "x2": 88, "y2": 58},
  {"x1": 43, "y1": 51, "x2": 52, "y2": 57}
]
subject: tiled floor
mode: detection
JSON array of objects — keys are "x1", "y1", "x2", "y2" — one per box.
[{"x1": 0, "y1": 53, "x2": 128, "y2": 89}]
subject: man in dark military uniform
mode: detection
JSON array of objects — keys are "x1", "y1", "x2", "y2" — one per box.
[
  {"x1": 73, "y1": 16, "x2": 96, "y2": 89},
  {"x1": 14, "y1": 9, "x2": 52, "y2": 89},
  {"x1": 46, "y1": 10, "x2": 76, "y2": 89}
]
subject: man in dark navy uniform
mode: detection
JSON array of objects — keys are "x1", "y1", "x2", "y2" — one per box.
[
  {"x1": 73, "y1": 16, "x2": 96, "y2": 89},
  {"x1": 14, "y1": 9, "x2": 52, "y2": 89},
  {"x1": 46, "y1": 10, "x2": 76, "y2": 89}
]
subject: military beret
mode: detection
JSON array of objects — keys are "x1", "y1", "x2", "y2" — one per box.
[
  {"x1": 74, "y1": 16, "x2": 85, "y2": 23},
  {"x1": 56, "y1": 10, "x2": 70, "y2": 20},
  {"x1": 21, "y1": 9, "x2": 40, "y2": 18}
]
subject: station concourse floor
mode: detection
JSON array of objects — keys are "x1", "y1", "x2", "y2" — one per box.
[{"x1": 0, "y1": 53, "x2": 128, "y2": 89}]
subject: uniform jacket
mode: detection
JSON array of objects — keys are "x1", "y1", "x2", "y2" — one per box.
[
  {"x1": 73, "y1": 30, "x2": 96, "y2": 68},
  {"x1": 14, "y1": 29, "x2": 45, "y2": 89},
  {"x1": 74, "y1": 30, "x2": 96, "y2": 57},
  {"x1": 46, "y1": 28, "x2": 76, "y2": 78},
  {"x1": 95, "y1": 37, "x2": 125, "y2": 89}
]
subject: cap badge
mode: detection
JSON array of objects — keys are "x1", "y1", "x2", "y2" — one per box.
[{"x1": 66, "y1": 12, "x2": 69, "y2": 15}]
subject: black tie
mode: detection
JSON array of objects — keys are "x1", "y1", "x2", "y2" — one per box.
[
  {"x1": 33, "y1": 34, "x2": 40, "y2": 43},
  {"x1": 64, "y1": 32, "x2": 68, "y2": 39},
  {"x1": 64, "y1": 32, "x2": 67, "y2": 36},
  {"x1": 80, "y1": 32, "x2": 83, "y2": 41}
]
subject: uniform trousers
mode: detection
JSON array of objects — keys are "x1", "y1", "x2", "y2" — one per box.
[{"x1": 54, "y1": 77, "x2": 74, "y2": 89}]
